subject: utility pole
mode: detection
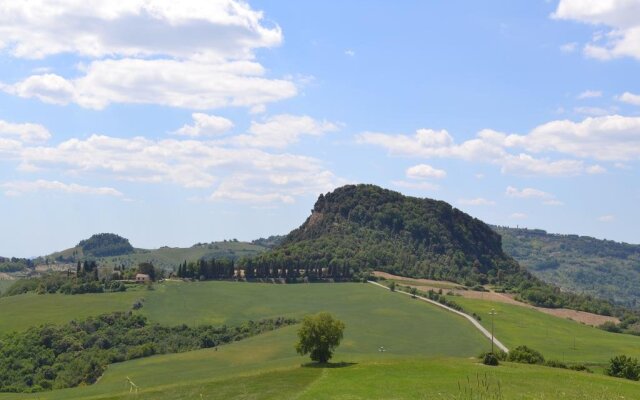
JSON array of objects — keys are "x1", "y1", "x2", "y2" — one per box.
[{"x1": 489, "y1": 308, "x2": 498, "y2": 353}]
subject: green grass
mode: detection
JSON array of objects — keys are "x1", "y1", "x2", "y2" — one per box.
[
  {"x1": 0, "y1": 289, "x2": 144, "y2": 334},
  {"x1": 140, "y1": 281, "x2": 487, "y2": 357},
  {"x1": 447, "y1": 295, "x2": 640, "y2": 366},
  {"x1": 2, "y1": 281, "x2": 639, "y2": 399},
  {"x1": 0, "y1": 280, "x2": 13, "y2": 295}
]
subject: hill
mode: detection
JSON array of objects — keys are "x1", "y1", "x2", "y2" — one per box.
[
  {"x1": 262, "y1": 184, "x2": 522, "y2": 286},
  {"x1": 495, "y1": 226, "x2": 640, "y2": 308},
  {"x1": 41, "y1": 239, "x2": 269, "y2": 272}
]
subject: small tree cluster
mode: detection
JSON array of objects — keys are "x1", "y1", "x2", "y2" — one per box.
[{"x1": 606, "y1": 355, "x2": 640, "y2": 381}]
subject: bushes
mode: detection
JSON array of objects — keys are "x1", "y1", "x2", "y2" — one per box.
[
  {"x1": 606, "y1": 355, "x2": 640, "y2": 381},
  {"x1": 482, "y1": 352, "x2": 500, "y2": 366},
  {"x1": 0, "y1": 312, "x2": 297, "y2": 393},
  {"x1": 507, "y1": 345, "x2": 545, "y2": 364}
]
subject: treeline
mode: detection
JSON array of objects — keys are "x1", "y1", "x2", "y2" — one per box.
[
  {"x1": 175, "y1": 257, "x2": 355, "y2": 281},
  {"x1": 3, "y1": 271, "x2": 126, "y2": 297},
  {"x1": 0, "y1": 257, "x2": 32, "y2": 272},
  {"x1": 0, "y1": 312, "x2": 296, "y2": 393}
]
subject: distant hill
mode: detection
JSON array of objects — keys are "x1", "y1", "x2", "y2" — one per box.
[
  {"x1": 263, "y1": 184, "x2": 523, "y2": 285},
  {"x1": 78, "y1": 233, "x2": 135, "y2": 257},
  {"x1": 41, "y1": 237, "x2": 269, "y2": 272},
  {"x1": 494, "y1": 226, "x2": 640, "y2": 308}
]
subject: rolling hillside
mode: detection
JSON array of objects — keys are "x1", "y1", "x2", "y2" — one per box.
[{"x1": 495, "y1": 226, "x2": 640, "y2": 308}]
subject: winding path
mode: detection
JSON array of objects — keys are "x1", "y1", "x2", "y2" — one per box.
[{"x1": 368, "y1": 280, "x2": 510, "y2": 353}]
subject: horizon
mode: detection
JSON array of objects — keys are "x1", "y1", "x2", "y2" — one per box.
[{"x1": 1, "y1": 1, "x2": 639, "y2": 257}]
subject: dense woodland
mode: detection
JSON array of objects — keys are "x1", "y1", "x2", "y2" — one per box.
[
  {"x1": 495, "y1": 226, "x2": 640, "y2": 308},
  {"x1": 77, "y1": 233, "x2": 135, "y2": 258},
  {"x1": 0, "y1": 312, "x2": 295, "y2": 393}
]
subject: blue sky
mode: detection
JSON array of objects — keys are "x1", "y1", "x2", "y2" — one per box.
[{"x1": 0, "y1": 0, "x2": 639, "y2": 256}]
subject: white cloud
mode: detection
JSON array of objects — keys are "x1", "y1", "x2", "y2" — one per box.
[
  {"x1": 510, "y1": 212, "x2": 527, "y2": 219},
  {"x1": 587, "y1": 164, "x2": 607, "y2": 174},
  {"x1": 173, "y1": 113, "x2": 234, "y2": 137},
  {"x1": 1, "y1": 180, "x2": 122, "y2": 197},
  {"x1": 578, "y1": 90, "x2": 602, "y2": 99},
  {"x1": 358, "y1": 126, "x2": 594, "y2": 177},
  {"x1": 233, "y1": 114, "x2": 339, "y2": 149},
  {"x1": 506, "y1": 186, "x2": 554, "y2": 199},
  {"x1": 618, "y1": 91, "x2": 640, "y2": 106},
  {"x1": 406, "y1": 164, "x2": 446, "y2": 180},
  {"x1": 345, "y1": 49, "x2": 355, "y2": 57},
  {"x1": 508, "y1": 115, "x2": 640, "y2": 161},
  {"x1": 458, "y1": 198, "x2": 496, "y2": 206},
  {"x1": 5, "y1": 59, "x2": 297, "y2": 110},
  {"x1": 598, "y1": 214, "x2": 616, "y2": 222},
  {"x1": 14, "y1": 133, "x2": 341, "y2": 204},
  {"x1": 0, "y1": 120, "x2": 51, "y2": 142},
  {"x1": 0, "y1": 1, "x2": 282, "y2": 60},
  {"x1": 0, "y1": 1, "x2": 297, "y2": 110},
  {"x1": 392, "y1": 180, "x2": 439, "y2": 191},
  {"x1": 573, "y1": 106, "x2": 615, "y2": 116},
  {"x1": 560, "y1": 42, "x2": 578, "y2": 53},
  {"x1": 553, "y1": 0, "x2": 640, "y2": 60}
]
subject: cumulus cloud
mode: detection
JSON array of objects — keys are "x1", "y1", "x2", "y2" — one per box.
[
  {"x1": 233, "y1": 114, "x2": 339, "y2": 149},
  {"x1": 587, "y1": 164, "x2": 607, "y2": 174},
  {"x1": 1, "y1": 180, "x2": 122, "y2": 197},
  {"x1": 5, "y1": 59, "x2": 297, "y2": 110},
  {"x1": 406, "y1": 164, "x2": 446, "y2": 180},
  {"x1": 508, "y1": 115, "x2": 640, "y2": 161},
  {"x1": 577, "y1": 90, "x2": 602, "y2": 99},
  {"x1": 458, "y1": 198, "x2": 496, "y2": 206},
  {"x1": 506, "y1": 186, "x2": 564, "y2": 206},
  {"x1": 553, "y1": 0, "x2": 640, "y2": 60},
  {"x1": 0, "y1": 120, "x2": 51, "y2": 143},
  {"x1": 506, "y1": 186, "x2": 554, "y2": 199},
  {"x1": 0, "y1": 1, "x2": 297, "y2": 110},
  {"x1": 14, "y1": 133, "x2": 341, "y2": 204},
  {"x1": 173, "y1": 113, "x2": 234, "y2": 137},
  {"x1": 618, "y1": 91, "x2": 640, "y2": 106}
]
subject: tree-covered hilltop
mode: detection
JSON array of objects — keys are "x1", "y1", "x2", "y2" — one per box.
[
  {"x1": 257, "y1": 184, "x2": 522, "y2": 286},
  {"x1": 78, "y1": 233, "x2": 134, "y2": 258},
  {"x1": 494, "y1": 226, "x2": 640, "y2": 308},
  {"x1": 249, "y1": 185, "x2": 626, "y2": 317}
]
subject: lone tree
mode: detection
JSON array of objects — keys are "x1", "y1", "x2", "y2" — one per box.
[{"x1": 295, "y1": 312, "x2": 345, "y2": 363}]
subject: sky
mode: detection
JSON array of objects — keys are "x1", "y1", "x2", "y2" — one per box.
[{"x1": 0, "y1": 0, "x2": 639, "y2": 257}]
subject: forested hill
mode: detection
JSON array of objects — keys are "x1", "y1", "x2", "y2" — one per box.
[
  {"x1": 266, "y1": 184, "x2": 523, "y2": 286},
  {"x1": 494, "y1": 226, "x2": 640, "y2": 308}
]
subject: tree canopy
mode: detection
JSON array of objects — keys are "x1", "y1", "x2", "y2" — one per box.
[{"x1": 295, "y1": 312, "x2": 345, "y2": 363}]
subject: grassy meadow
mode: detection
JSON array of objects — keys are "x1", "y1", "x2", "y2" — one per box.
[
  {"x1": 1, "y1": 280, "x2": 640, "y2": 399},
  {"x1": 447, "y1": 295, "x2": 640, "y2": 366},
  {"x1": 0, "y1": 280, "x2": 13, "y2": 296}
]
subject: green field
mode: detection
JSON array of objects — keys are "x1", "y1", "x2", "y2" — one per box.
[
  {"x1": 446, "y1": 295, "x2": 640, "y2": 365},
  {"x1": 0, "y1": 288, "x2": 144, "y2": 334},
  {"x1": 0, "y1": 280, "x2": 13, "y2": 296},
  {"x1": 2, "y1": 281, "x2": 640, "y2": 399}
]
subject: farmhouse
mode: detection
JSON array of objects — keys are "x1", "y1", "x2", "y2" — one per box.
[{"x1": 135, "y1": 273, "x2": 151, "y2": 283}]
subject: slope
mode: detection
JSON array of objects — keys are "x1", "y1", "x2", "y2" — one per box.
[{"x1": 495, "y1": 226, "x2": 640, "y2": 308}]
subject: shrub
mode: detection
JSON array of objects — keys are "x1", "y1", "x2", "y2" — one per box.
[
  {"x1": 507, "y1": 345, "x2": 544, "y2": 364},
  {"x1": 606, "y1": 355, "x2": 640, "y2": 381},
  {"x1": 544, "y1": 359, "x2": 567, "y2": 369},
  {"x1": 598, "y1": 321, "x2": 622, "y2": 333},
  {"x1": 483, "y1": 352, "x2": 499, "y2": 366}
]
